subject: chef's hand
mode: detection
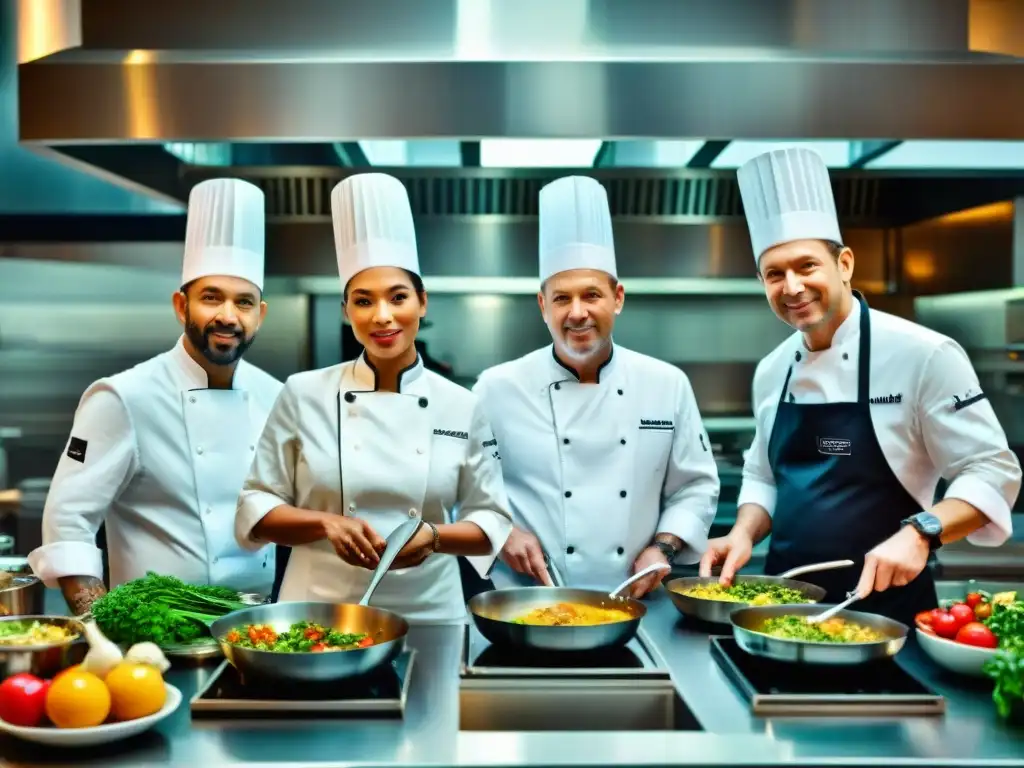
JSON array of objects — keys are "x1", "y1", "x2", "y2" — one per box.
[
  {"x1": 500, "y1": 528, "x2": 552, "y2": 586},
  {"x1": 629, "y1": 547, "x2": 670, "y2": 598},
  {"x1": 324, "y1": 516, "x2": 386, "y2": 569},
  {"x1": 390, "y1": 524, "x2": 436, "y2": 570},
  {"x1": 698, "y1": 532, "x2": 754, "y2": 586},
  {"x1": 855, "y1": 525, "x2": 930, "y2": 598}
]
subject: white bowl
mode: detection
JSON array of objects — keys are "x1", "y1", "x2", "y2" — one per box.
[
  {"x1": 916, "y1": 628, "x2": 999, "y2": 677},
  {"x1": 0, "y1": 682, "x2": 180, "y2": 747}
]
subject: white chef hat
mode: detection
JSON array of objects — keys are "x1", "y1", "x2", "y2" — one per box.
[
  {"x1": 736, "y1": 147, "x2": 843, "y2": 262},
  {"x1": 331, "y1": 173, "x2": 420, "y2": 290},
  {"x1": 538, "y1": 176, "x2": 617, "y2": 283},
  {"x1": 181, "y1": 178, "x2": 265, "y2": 291}
]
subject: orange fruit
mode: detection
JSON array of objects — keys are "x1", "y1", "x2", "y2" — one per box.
[
  {"x1": 45, "y1": 670, "x2": 110, "y2": 728},
  {"x1": 53, "y1": 664, "x2": 81, "y2": 679},
  {"x1": 104, "y1": 662, "x2": 166, "y2": 721}
]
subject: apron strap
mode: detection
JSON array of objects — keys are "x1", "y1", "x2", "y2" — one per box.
[
  {"x1": 854, "y1": 291, "x2": 871, "y2": 405},
  {"x1": 777, "y1": 365, "x2": 795, "y2": 406}
]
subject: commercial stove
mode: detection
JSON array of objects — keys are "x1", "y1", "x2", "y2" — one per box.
[
  {"x1": 710, "y1": 637, "x2": 945, "y2": 717},
  {"x1": 190, "y1": 650, "x2": 415, "y2": 719},
  {"x1": 458, "y1": 622, "x2": 698, "y2": 731}
]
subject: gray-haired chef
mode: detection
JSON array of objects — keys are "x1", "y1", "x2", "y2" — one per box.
[
  {"x1": 700, "y1": 147, "x2": 1020, "y2": 625},
  {"x1": 29, "y1": 179, "x2": 283, "y2": 614},
  {"x1": 474, "y1": 176, "x2": 720, "y2": 598}
]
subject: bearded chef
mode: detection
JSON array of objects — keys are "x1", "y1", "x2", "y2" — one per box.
[
  {"x1": 474, "y1": 176, "x2": 721, "y2": 598},
  {"x1": 700, "y1": 147, "x2": 1021, "y2": 625},
  {"x1": 235, "y1": 173, "x2": 513, "y2": 625},
  {"x1": 29, "y1": 178, "x2": 284, "y2": 615}
]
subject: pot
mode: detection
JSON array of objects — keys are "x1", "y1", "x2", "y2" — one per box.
[
  {"x1": 0, "y1": 558, "x2": 45, "y2": 618},
  {"x1": 0, "y1": 615, "x2": 88, "y2": 678}
]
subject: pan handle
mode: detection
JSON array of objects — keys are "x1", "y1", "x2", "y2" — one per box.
[
  {"x1": 358, "y1": 517, "x2": 424, "y2": 606},
  {"x1": 542, "y1": 553, "x2": 565, "y2": 588},
  {"x1": 609, "y1": 562, "x2": 672, "y2": 598},
  {"x1": 779, "y1": 559, "x2": 855, "y2": 579}
]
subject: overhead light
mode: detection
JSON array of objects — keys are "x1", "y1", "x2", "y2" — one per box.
[
  {"x1": 865, "y1": 141, "x2": 1024, "y2": 169},
  {"x1": 479, "y1": 139, "x2": 603, "y2": 168},
  {"x1": 711, "y1": 141, "x2": 852, "y2": 169},
  {"x1": 358, "y1": 140, "x2": 462, "y2": 166},
  {"x1": 607, "y1": 140, "x2": 706, "y2": 167}
]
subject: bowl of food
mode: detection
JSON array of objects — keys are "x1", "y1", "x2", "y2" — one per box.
[
  {"x1": 0, "y1": 616, "x2": 88, "y2": 679},
  {"x1": 665, "y1": 575, "x2": 824, "y2": 625},
  {"x1": 915, "y1": 587, "x2": 1020, "y2": 677},
  {"x1": 0, "y1": 659, "x2": 181, "y2": 747}
]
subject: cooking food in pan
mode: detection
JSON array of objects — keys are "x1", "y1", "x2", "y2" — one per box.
[
  {"x1": 221, "y1": 620, "x2": 374, "y2": 653},
  {"x1": 754, "y1": 614, "x2": 886, "y2": 643},
  {"x1": 674, "y1": 582, "x2": 810, "y2": 606},
  {"x1": 512, "y1": 602, "x2": 634, "y2": 627},
  {"x1": 0, "y1": 619, "x2": 80, "y2": 647}
]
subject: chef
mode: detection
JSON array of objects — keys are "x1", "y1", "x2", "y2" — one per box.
[
  {"x1": 235, "y1": 172, "x2": 513, "y2": 625},
  {"x1": 29, "y1": 178, "x2": 284, "y2": 615},
  {"x1": 700, "y1": 147, "x2": 1020, "y2": 625},
  {"x1": 474, "y1": 176, "x2": 720, "y2": 598}
]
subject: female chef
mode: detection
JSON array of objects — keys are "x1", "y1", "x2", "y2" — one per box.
[{"x1": 235, "y1": 173, "x2": 513, "y2": 624}]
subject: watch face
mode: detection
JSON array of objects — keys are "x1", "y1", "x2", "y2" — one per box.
[{"x1": 912, "y1": 514, "x2": 942, "y2": 537}]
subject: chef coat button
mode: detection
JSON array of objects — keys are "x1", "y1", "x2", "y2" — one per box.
[
  {"x1": 620, "y1": 438, "x2": 626, "y2": 445},
  {"x1": 566, "y1": 546, "x2": 575, "y2": 555},
  {"x1": 795, "y1": 351, "x2": 802, "y2": 362},
  {"x1": 189, "y1": 396, "x2": 196, "y2": 404},
  {"x1": 416, "y1": 447, "x2": 424, "y2": 455},
  {"x1": 617, "y1": 547, "x2": 624, "y2": 555},
  {"x1": 842, "y1": 352, "x2": 849, "y2": 360},
  {"x1": 620, "y1": 490, "x2": 627, "y2": 498},
  {"x1": 344, "y1": 392, "x2": 356, "y2": 403},
  {"x1": 408, "y1": 508, "x2": 417, "y2": 517},
  {"x1": 554, "y1": 383, "x2": 561, "y2": 391},
  {"x1": 562, "y1": 438, "x2": 570, "y2": 445},
  {"x1": 249, "y1": 445, "x2": 255, "y2": 452},
  {"x1": 617, "y1": 389, "x2": 623, "y2": 396},
  {"x1": 564, "y1": 491, "x2": 572, "y2": 498},
  {"x1": 196, "y1": 446, "x2": 204, "y2": 455},
  {"x1": 348, "y1": 503, "x2": 355, "y2": 512},
  {"x1": 418, "y1": 397, "x2": 428, "y2": 408}
]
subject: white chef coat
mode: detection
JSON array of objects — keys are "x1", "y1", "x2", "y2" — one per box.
[
  {"x1": 29, "y1": 336, "x2": 283, "y2": 593},
  {"x1": 739, "y1": 299, "x2": 1020, "y2": 545},
  {"x1": 473, "y1": 344, "x2": 721, "y2": 591},
  {"x1": 235, "y1": 354, "x2": 513, "y2": 625}
]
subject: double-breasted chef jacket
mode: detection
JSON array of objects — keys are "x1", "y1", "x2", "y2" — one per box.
[
  {"x1": 236, "y1": 353, "x2": 513, "y2": 625},
  {"x1": 474, "y1": 344, "x2": 721, "y2": 591},
  {"x1": 740, "y1": 298, "x2": 1021, "y2": 549},
  {"x1": 29, "y1": 336, "x2": 284, "y2": 594}
]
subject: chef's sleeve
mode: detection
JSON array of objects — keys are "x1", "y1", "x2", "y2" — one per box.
[
  {"x1": 918, "y1": 340, "x2": 1021, "y2": 546},
  {"x1": 736, "y1": 361, "x2": 778, "y2": 516},
  {"x1": 236, "y1": 380, "x2": 301, "y2": 550},
  {"x1": 657, "y1": 375, "x2": 722, "y2": 563},
  {"x1": 454, "y1": 398, "x2": 514, "y2": 578},
  {"x1": 28, "y1": 383, "x2": 138, "y2": 588}
]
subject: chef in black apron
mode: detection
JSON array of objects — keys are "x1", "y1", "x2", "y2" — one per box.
[{"x1": 699, "y1": 147, "x2": 1020, "y2": 628}]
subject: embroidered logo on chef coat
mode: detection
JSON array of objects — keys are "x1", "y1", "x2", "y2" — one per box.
[
  {"x1": 869, "y1": 393, "x2": 903, "y2": 405},
  {"x1": 639, "y1": 419, "x2": 674, "y2": 431},
  {"x1": 817, "y1": 437, "x2": 852, "y2": 456},
  {"x1": 952, "y1": 388, "x2": 987, "y2": 412},
  {"x1": 433, "y1": 429, "x2": 469, "y2": 440},
  {"x1": 66, "y1": 437, "x2": 88, "y2": 463}
]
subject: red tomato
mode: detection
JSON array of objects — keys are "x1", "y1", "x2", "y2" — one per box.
[
  {"x1": 965, "y1": 592, "x2": 985, "y2": 609},
  {"x1": 955, "y1": 621, "x2": 998, "y2": 648},
  {"x1": 915, "y1": 610, "x2": 934, "y2": 627},
  {"x1": 357, "y1": 637, "x2": 373, "y2": 648},
  {"x1": 0, "y1": 673, "x2": 48, "y2": 727},
  {"x1": 310, "y1": 643, "x2": 326, "y2": 652},
  {"x1": 949, "y1": 603, "x2": 975, "y2": 628},
  {"x1": 932, "y1": 611, "x2": 960, "y2": 639}
]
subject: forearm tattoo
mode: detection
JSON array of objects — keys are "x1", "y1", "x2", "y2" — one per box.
[{"x1": 58, "y1": 576, "x2": 108, "y2": 616}]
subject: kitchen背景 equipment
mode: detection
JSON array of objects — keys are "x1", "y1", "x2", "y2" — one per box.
[
  {"x1": 465, "y1": 562, "x2": 669, "y2": 652},
  {"x1": 208, "y1": 516, "x2": 422, "y2": 684},
  {"x1": 0, "y1": 558, "x2": 45, "y2": 618},
  {"x1": 729, "y1": 603, "x2": 909, "y2": 666},
  {"x1": 0, "y1": 615, "x2": 88, "y2": 678},
  {"x1": 664, "y1": 559, "x2": 854, "y2": 625}
]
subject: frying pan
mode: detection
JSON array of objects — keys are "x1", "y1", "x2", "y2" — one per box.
[
  {"x1": 664, "y1": 559, "x2": 854, "y2": 625},
  {"x1": 729, "y1": 602, "x2": 909, "y2": 665},
  {"x1": 208, "y1": 516, "x2": 422, "y2": 683},
  {"x1": 466, "y1": 561, "x2": 669, "y2": 652}
]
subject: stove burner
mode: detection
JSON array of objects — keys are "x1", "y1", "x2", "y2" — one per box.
[
  {"x1": 710, "y1": 637, "x2": 944, "y2": 717},
  {"x1": 473, "y1": 644, "x2": 646, "y2": 670}
]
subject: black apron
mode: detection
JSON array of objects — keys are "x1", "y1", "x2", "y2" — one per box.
[{"x1": 762, "y1": 292, "x2": 936, "y2": 627}]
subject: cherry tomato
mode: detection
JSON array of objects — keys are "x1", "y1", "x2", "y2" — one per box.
[
  {"x1": 0, "y1": 673, "x2": 49, "y2": 727},
  {"x1": 955, "y1": 621, "x2": 998, "y2": 648},
  {"x1": 965, "y1": 592, "x2": 985, "y2": 609},
  {"x1": 310, "y1": 643, "x2": 326, "y2": 652},
  {"x1": 974, "y1": 602, "x2": 993, "y2": 620},
  {"x1": 357, "y1": 637, "x2": 373, "y2": 648},
  {"x1": 932, "y1": 611, "x2": 960, "y2": 639},
  {"x1": 949, "y1": 603, "x2": 975, "y2": 628},
  {"x1": 915, "y1": 610, "x2": 934, "y2": 627}
]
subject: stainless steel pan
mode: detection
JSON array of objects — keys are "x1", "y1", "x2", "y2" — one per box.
[
  {"x1": 466, "y1": 562, "x2": 669, "y2": 652},
  {"x1": 209, "y1": 516, "x2": 421, "y2": 683},
  {"x1": 664, "y1": 559, "x2": 854, "y2": 625},
  {"x1": 729, "y1": 603, "x2": 909, "y2": 665}
]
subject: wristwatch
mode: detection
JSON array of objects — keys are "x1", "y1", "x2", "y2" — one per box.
[
  {"x1": 653, "y1": 540, "x2": 678, "y2": 562},
  {"x1": 901, "y1": 512, "x2": 943, "y2": 551}
]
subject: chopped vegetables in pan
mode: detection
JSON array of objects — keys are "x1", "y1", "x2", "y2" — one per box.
[
  {"x1": 676, "y1": 582, "x2": 810, "y2": 606},
  {"x1": 513, "y1": 602, "x2": 633, "y2": 626},
  {"x1": 756, "y1": 615, "x2": 886, "y2": 643},
  {"x1": 222, "y1": 621, "x2": 373, "y2": 652}
]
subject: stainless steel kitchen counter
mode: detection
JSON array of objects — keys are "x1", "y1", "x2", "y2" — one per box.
[{"x1": 2, "y1": 589, "x2": 1022, "y2": 767}]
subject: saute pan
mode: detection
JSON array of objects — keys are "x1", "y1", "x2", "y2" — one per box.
[
  {"x1": 209, "y1": 516, "x2": 422, "y2": 683},
  {"x1": 664, "y1": 559, "x2": 854, "y2": 625},
  {"x1": 466, "y1": 561, "x2": 670, "y2": 652}
]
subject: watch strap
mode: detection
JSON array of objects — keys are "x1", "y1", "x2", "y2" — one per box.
[{"x1": 653, "y1": 540, "x2": 678, "y2": 561}]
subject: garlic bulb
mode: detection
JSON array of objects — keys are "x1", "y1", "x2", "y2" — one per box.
[
  {"x1": 80, "y1": 620, "x2": 124, "y2": 678},
  {"x1": 125, "y1": 642, "x2": 171, "y2": 673}
]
